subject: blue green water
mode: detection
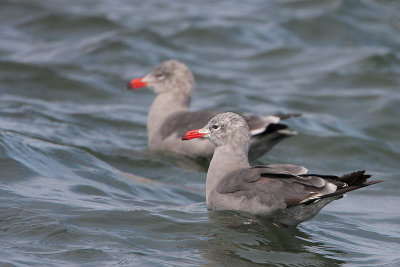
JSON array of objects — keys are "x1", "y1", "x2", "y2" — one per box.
[{"x1": 1, "y1": 0, "x2": 399, "y2": 266}]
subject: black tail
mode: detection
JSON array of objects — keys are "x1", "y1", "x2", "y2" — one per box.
[
  {"x1": 303, "y1": 171, "x2": 384, "y2": 205},
  {"x1": 248, "y1": 123, "x2": 297, "y2": 161},
  {"x1": 320, "y1": 170, "x2": 383, "y2": 200},
  {"x1": 275, "y1": 113, "x2": 302, "y2": 120},
  {"x1": 340, "y1": 170, "x2": 370, "y2": 185},
  {"x1": 261, "y1": 123, "x2": 289, "y2": 136}
]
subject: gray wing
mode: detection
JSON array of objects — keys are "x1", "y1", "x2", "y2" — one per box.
[
  {"x1": 253, "y1": 164, "x2": 308, "y2": 176},
  {"x1": 162, "y1": 111, "x2": 300, "y2": 140},
  {"x1": 159, "y1": 110, "x2": 217, "y2": 139},
  {"x1": 160, "y1": 111, "x2": 293, "y2": 139},
  {"x1": 243, "y1": 113, "x2": 301, "y2": 136},
  {"x1": 216, "y1": 165, "x2": 342, "y2": 208}
]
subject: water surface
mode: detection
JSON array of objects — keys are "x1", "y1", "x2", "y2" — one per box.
[{"x1": 1, "y1": 0, "x2": 400, "y2": 266}]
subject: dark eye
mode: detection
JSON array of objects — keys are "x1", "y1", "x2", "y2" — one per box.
[
  {"x1": 155, "y1": 73, "x2": 165, "y2": 80},
  {"x1": 212, "y1": 124, "x2": 219, "y2": 129}
]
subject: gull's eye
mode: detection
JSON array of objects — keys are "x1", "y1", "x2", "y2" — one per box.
[
  {"x1": 155, "y1": 73, "x2": 165, "y2": 80},
  {"x1": 212, "y1": 124, "x2": 219, "y2": 129}
]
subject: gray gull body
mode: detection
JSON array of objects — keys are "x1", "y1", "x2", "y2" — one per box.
[
  {"x1": 127, "y1": 60, "x2": 299, "y2": 161},
  {"x1": 181, "y1": 112, "x2": 383, "y2": 226}
]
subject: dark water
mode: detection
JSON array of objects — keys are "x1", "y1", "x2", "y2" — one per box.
[{"x1": 1, "y1": 0, "x2": 400, "y2": 266}]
